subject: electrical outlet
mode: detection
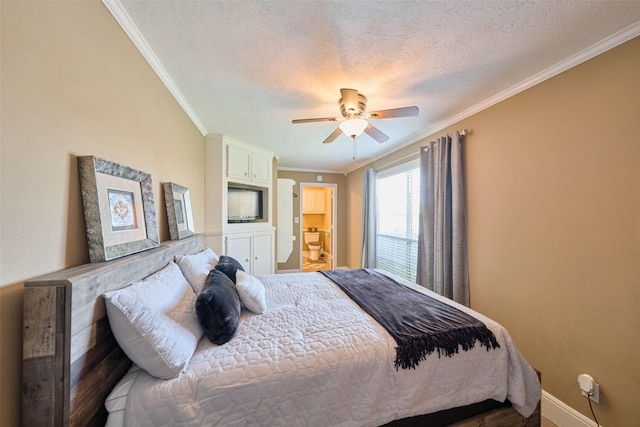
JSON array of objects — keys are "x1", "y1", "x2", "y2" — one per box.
[{"x1": 588, "y1": 382, "x2": 600, "y2": 403}]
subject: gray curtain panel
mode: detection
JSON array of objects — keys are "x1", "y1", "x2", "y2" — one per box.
[
  {"x1": 361, "y1": 168, "x2": 377, "y2": 268},
  {"x1": 416, "y1": 132, "x2": 470, "y2": 306}
]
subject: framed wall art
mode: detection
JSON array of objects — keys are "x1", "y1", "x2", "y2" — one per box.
[
  {"x1": 78, "y1": 155, "x2": 159, "y2": 262},
  {"x1": 163, "y1": 182, "x2": 195, "y2": 240}
]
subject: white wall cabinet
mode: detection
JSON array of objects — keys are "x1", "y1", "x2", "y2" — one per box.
[
  {"x1": 224, "y1": 231, "x2": 274, "y2": 275},
  {"x1": 226, "y1": 144, "x2": 251, "y2": 182},
  {"x1": 225, "y1": 233, "x2": 252, "y2": 270},
  {"x1": 303, "y1": 189, "x2": 326, "y2": 213},
  {"x1": 205, "y1": 134, "x2": 276, "y2": 273},
  {"x1": 250, "y1": 152, "x2": 271, "y2": 183},
  {"x1": 227, "y1": 143, "x2": 271, "y2": 185},
  {"x1": 252, "y1": 232, "x2": 274, "y2": 275}
]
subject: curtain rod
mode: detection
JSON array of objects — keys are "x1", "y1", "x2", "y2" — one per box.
[{"x1": 376, "y1": 129, "x2": 471, "y2": 170}]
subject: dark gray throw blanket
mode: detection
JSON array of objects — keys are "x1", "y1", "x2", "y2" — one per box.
[{"x1": 320, "y1": 269, "x2": 500, "y2": 370}]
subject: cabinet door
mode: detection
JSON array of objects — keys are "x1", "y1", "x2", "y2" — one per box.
[
  {"x1": 302, "y1": 190, "x2": 315, "y2": 213},
  {"x1": 313, "y1": 191, "x2": 325, "y2": 213},
  {"x1": 225, "y1": 233, "x2": 252, "y2": 272},
  {"x1": 303, "y1": 190, "x2": 325, "y2": 213},
  {"x1": 251, "y1": 152, "x2": 271, "y2": 184},
  {"x1": 227, "y1": 144, "x2": 251, "y2": 181},
  {"x1": 252, "y1": 232, "x2": 274, "y2": 275}
]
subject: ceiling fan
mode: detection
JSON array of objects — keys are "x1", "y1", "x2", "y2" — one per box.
[{"x1": 292, "y1": 88, "x2": 419, "y2": 144}]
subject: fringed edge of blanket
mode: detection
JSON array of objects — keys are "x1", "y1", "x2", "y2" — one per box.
[{"x1": 394, "y1": 325, "x2": 501, "y2": 370}]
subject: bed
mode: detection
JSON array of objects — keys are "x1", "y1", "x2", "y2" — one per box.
[{"x1": 22, "y1": 235, "x2": 541, "y2": 426}]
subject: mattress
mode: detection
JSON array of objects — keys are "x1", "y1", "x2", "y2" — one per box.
[{"x1": 105, "y1": 270, "x2": 540, "y2": 427}]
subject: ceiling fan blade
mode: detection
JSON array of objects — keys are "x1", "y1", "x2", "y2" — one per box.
[
  {"x1": 364, "y1": 123, "x2": 389, "y2": 143},
  {"x1": 292, "y1": 117, "x2": 340, "y2": 124},
  {"x1": 367, "y1": 106, "x2": 419, "y2": 119},
  {"x1": 322, "y1": 127, "x2": 343, "y2": 144},
  {"x1": 340, "y1": 88, "x2": 360, "y2": 115}
]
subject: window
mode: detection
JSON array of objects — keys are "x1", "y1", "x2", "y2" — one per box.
[{"x1": 375, "y1": 160, "x2": 420, "y2": 282}]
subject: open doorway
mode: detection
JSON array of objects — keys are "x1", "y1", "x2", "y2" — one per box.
[{"x1": 300, "y1": 182, "x2": 337, "y2": 272}]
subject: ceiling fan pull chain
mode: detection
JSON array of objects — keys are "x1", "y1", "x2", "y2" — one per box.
[{"x1": 352, "y1": 136, "x2": 357, "y2": 160}]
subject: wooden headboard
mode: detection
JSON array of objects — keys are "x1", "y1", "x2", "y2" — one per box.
[{"x1": 22, "y1": 234, "x2": 205, "y2": 427}]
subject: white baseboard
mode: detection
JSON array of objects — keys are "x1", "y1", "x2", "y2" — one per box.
[{"x1": 542, "y1": 390, "x2": 601, "y2": 427}]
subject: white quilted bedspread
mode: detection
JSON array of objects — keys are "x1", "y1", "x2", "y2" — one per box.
[{"x1": 111, "y1": 271, "x2": 540, "y2": 427}]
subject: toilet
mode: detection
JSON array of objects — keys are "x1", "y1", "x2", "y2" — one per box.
[{"x1": 304, "y1": 232, "x2": 322, "y2": 261}]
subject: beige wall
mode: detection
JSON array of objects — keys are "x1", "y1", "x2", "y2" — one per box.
[
  {"x1": 2, "y1": 1, "x2": 638, "y2": 426},
  {"x1": 276, "y1": 171, "x2": 347, "y2": 270},
  {"x1": 347, "y1": 37, "x2": 640, "y2": 426},
  {"x1": 0, "y1": 2, "x2": 205, "y2": 425}
]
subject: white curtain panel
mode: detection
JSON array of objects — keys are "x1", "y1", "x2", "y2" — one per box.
[{"x1": 417, "y1": 132, "x2": 470, "y2": 306}]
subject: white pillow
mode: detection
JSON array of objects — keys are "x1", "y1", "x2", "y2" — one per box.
[
  {"x1": 104, "y1": 262, "x2": 203, "y2": 379},
  {"x1": 235, "y1": 270, "x2": 267, "y2": 314},
  {"x1": 175, "y1": 248, "x2": 219, "y2": 294}
]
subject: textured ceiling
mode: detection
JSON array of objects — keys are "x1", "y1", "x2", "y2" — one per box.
[{"x1": 108, "y1": 1, "x2": 640, "y2": 173}]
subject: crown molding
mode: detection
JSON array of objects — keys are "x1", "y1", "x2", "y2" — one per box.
[
  {"x1": 277, "y1": 165, "x2": 347, "y2": 175},
  {"x1": 102, "y1": 0, "x2": 208, "y2": 136},
  {"x1": 346, "y1": 20, "x2": 640, "y2": 175},
  {"x1": 436, "y1": 20, "x2": 640, "y2": 133},
  {"x1": 102, "y1": 0, "x2": 639, "y2": 168}
]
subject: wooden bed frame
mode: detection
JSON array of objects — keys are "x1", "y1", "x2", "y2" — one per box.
[{"x1": 22, "y1": 234, "x2": 540, "y2": 426}]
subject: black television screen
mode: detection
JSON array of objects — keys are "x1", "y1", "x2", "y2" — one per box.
[{"x1": 227, "y1": 186, "x2": 263, "y2": 222}]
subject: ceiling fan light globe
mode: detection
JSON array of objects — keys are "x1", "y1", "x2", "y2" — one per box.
[{"x1": 339, "y1": 118, "x2": 368, "y2": 138}]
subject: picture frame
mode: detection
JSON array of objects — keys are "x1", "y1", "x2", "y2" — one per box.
[
  {"x1": 78, "y1": 155, "x2": 159, "y2": 262},
  {"x1": 163, "y1": 182, "x2": 195, "y2": 240}
]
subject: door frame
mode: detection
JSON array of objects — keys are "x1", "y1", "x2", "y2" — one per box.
[{"x1": 299, "y1": 182, "x2": 337, "y2": 270}]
